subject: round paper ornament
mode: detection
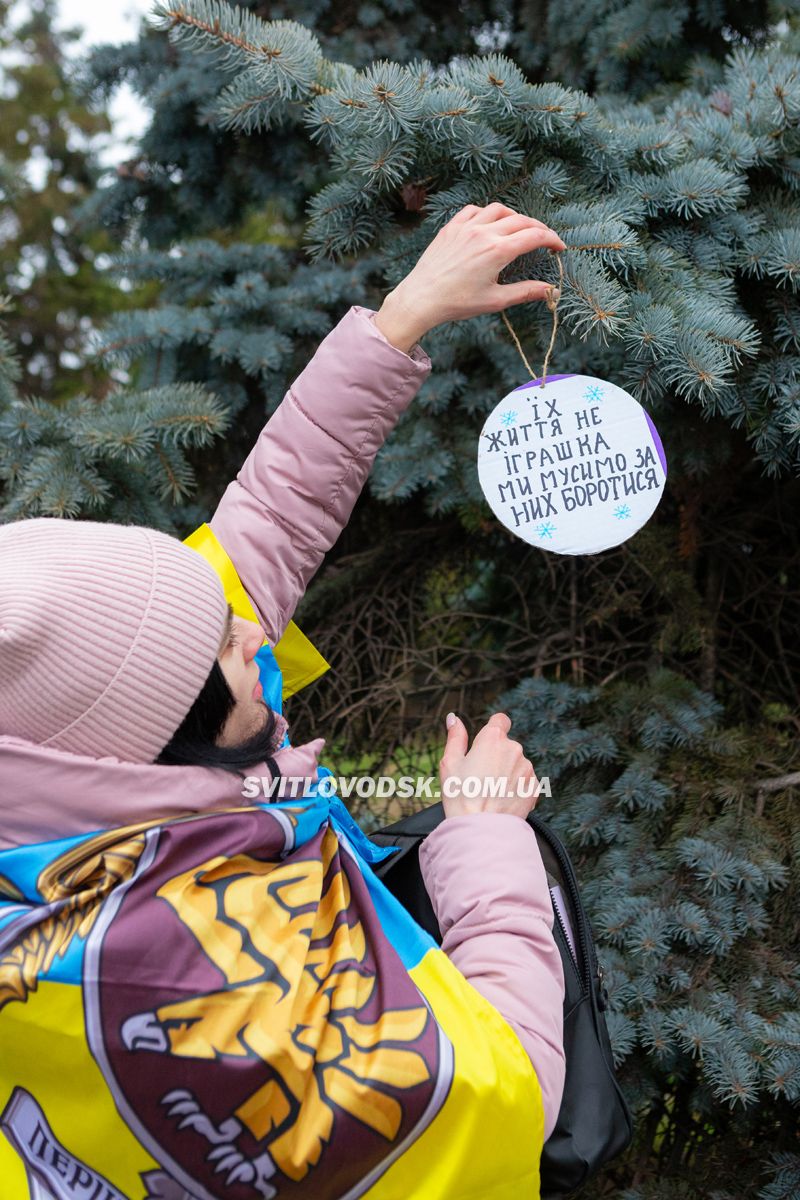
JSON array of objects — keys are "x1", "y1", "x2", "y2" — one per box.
[{"x1": 478, "y1": 373, "x2": 667, "y2": 555}]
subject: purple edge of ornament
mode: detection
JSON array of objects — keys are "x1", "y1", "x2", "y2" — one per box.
[
  {"x1": 512, "y1": 372, "x2": 668, "y2": 478},
  {"x1": 644, "y1": 412, "x2": 668, "y2": 476},
  {"x1": 512, "y1": 373, "x2": 575, "y2": 393}
]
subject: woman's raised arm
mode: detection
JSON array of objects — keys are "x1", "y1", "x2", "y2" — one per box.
[
  {"x1": 209, "y1": 204, "x2": 565, "y2": 642},
  {"x1": 209, "y1": 306, "x2": 430, "y2": 643}
]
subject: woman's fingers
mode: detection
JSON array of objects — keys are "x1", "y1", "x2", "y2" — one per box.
[
  {"x1": 480, "y1": 711, "x2": 512, "y2": 737},
  {"x1": 377, "y1": 202, "x2": 565, "y2": 343},
  {"x1": 489, "y1": 279, "x2": 554, "y2": 309},
  {"x1": 449, "y1": 204, "x2": 483, "y2": 225},
  {"x1": 487, "y1": 711, "x2": 512, "y2": 731},
  {"x1": 502, "y1": 225, "x2": 567, "y2": 259},
  {"x1": 439, "y1": 706, "x2": 542, "y2": 819},
  {"x1": 454, "y1": 203, "x2": 564, "y2": 247},
  {"x1": 440, "y1": 712, "x2": 469, "y2": 768},
  {"x1": 489, "y1": 212, "x2": 555, "y2": 237},
  {"x1": 468, "y1": 201, "x2": 521, "y2": 224}
]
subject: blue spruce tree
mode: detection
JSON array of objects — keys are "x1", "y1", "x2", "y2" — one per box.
[
  {"x1": 499, "y1": 667, "x2": 799, "y2": 1198},
  {"x1": 6, "y1": 3, "x2": 797, "y2": 1192},
  {"x1": 74, "y1": 1, "x2": 800, "y2": 728}
]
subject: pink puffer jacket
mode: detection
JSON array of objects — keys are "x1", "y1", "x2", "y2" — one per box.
[{"x1": 0, "y1": 306, "x2": 565, "y2": 1137}]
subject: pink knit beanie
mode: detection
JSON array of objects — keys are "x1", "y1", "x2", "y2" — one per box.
[{"x1": 0, "y1": 517, "x2": 229, "y2": 764}]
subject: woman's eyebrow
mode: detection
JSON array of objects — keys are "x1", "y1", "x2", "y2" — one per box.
[{"x1": 218, "y1": 603, "x2": 234, "y2": 653}]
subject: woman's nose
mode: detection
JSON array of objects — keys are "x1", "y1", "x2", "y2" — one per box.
[{"x1": 243, "y1": 618, "x2": 266, "y2": 661}]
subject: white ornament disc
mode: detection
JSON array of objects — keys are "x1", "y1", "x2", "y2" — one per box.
[{"x1": 477, "y1": 373, "x2": 667, "y2": 555}]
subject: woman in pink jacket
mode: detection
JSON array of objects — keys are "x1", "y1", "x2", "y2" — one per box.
[{"x1": 0, "y1": 204, "x2": 567, "y2": 1186}]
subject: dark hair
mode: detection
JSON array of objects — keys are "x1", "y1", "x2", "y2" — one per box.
[{"x1": 155, "y1": 659, "x2": 280, "y2": 773}]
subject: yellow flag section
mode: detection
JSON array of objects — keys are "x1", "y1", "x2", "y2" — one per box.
[
  {"x1": 0, "y1": 959, "x2": 544, "y2": 1200},
  {"x1": 366, "y1": 946, "x2": 545, "y2": 1200},
  {"x1": 0, "y1": 979, "x2": 162, "y2": 1197},
  {"x1": 183, "y1": 523, "x2": 330, "y2": 699}
]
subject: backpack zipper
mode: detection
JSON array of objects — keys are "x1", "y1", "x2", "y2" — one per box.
[
  {"x1": 549, "y1": 884, "x2": 582, "y2": 985},
  {"x1": 533, "y1": 817, "x2": 593, "y2": 994}
]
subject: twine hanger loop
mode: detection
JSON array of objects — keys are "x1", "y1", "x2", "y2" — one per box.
[{"x1": 501, "y1": 250, "x2": 564, "y2": 389}]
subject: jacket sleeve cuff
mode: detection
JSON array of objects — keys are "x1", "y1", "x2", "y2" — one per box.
[
  {"x1": 361, "y1": 306, "x2": 431, "y2": 368},
  {"x1": 419, "y1": 813, "x2": 552, "y2": 930}
]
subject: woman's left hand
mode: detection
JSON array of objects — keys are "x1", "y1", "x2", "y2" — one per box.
[{"x1": 374, "y1": 202, "x2": 566, "y2": 352}]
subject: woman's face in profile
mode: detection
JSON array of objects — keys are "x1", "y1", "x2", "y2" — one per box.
[{"x1": 216, "y1": 613, "x2": 271, "y2": 746}]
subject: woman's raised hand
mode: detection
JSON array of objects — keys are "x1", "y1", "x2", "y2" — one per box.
[
  {"x1": 374, "y1": 202, "x2": 566, "y2": 352},
  {"x1": 439, "y1": 711, "x2": 540, "y2": 821}
]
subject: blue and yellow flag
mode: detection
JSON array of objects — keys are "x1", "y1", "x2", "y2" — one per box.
[
  {"x1": 182, "y1": 524, "x2": 330, "y2": 705},
  {"x1": 0, "y1": 531, "x2": 545, "y2": 1200}
]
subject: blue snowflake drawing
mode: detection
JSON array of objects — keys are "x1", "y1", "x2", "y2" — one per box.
[
  {"x1": 500, "y1": 410, "x2": 517, "y2": 427},
  {"x1": 535, "y1": 522, "x2": 557, "y2": 539},
  {"x1": 614, "y1": 504, "x2": 632, "y2": 520},
  {"x1": 583, "y1": 384, "x2": 605, "y2": 404}
]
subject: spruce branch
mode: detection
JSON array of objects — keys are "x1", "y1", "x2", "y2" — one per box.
[{"x1": 149, "y1": 1, "x2": 322, "y2": 89}]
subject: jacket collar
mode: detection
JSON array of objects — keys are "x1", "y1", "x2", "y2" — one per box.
[{"x1": 0, "y1": 730, "x2": 323, "y2": 851}]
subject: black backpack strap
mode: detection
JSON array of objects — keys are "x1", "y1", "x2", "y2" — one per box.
[
  {"x1": 377, "y1": 801, "x2": 446, "y2": 838},
  {"x1": 371, "y1": 812, "x2": 443, "y2": 942},
  {"x1": 368, "y1": 802, "x2": 634, "y2": 1195}
]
